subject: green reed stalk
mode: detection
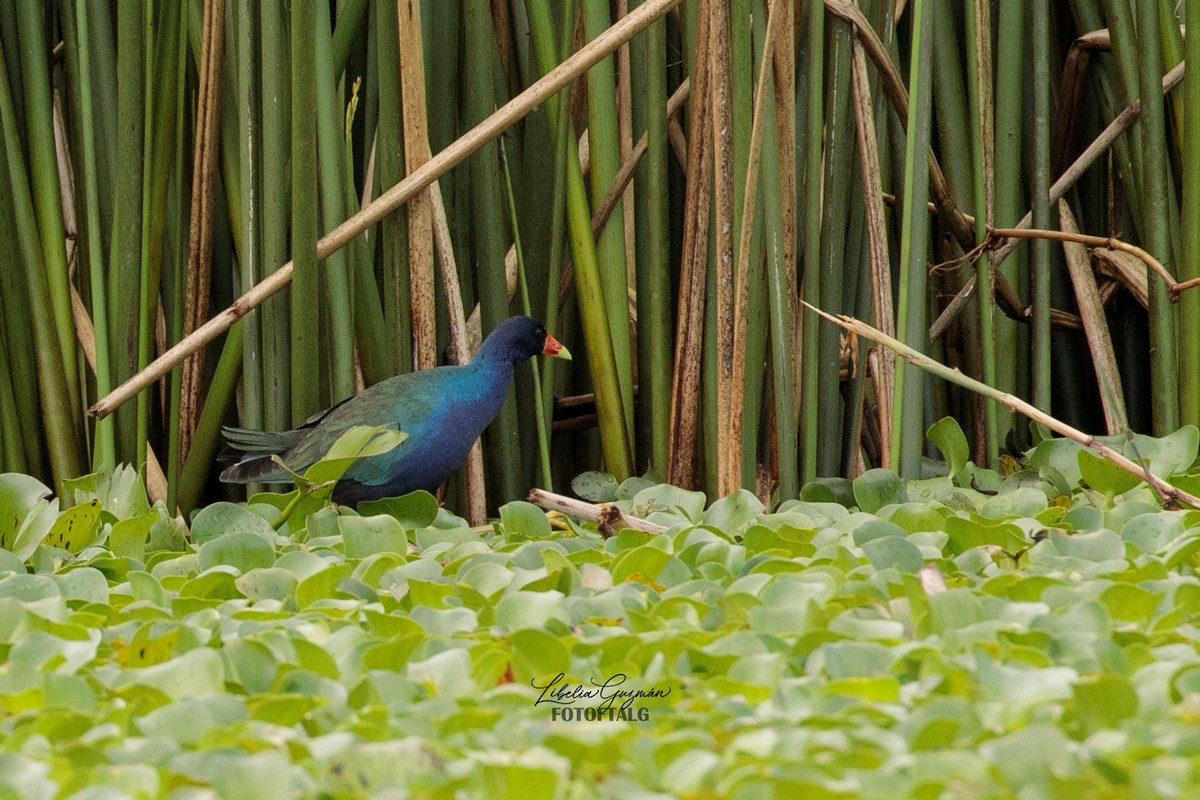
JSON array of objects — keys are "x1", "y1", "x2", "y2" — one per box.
[
  {"x1": 314, "y1": 0, "x2": 355, "y2": 404},
  {"x1": 891, "y1": 0, "x2": 935, "y2": 476},
  {"x1": 290, "y1": 0, "x2": 320, "y2": 424},
  {"x1": 799, "y1": 0, "x2": 823, "y2": 483},
  {"x1": 526, "y1": 0, "x2": 634, "y2": 480},
  {"x1": 1183, "y1": 0, "x2": 1200, "y2": 427},
  {"x1": 1135, "y1": 0, "x2": 1179, "y2": 433},
  {"x1": 260, "y1": 0, "x2": 290, "y2": 431},
  {"x1": 16, "y1": 0, "x2": 80, "y2": 419},
  {"x1": 70, "y1": 0, "x2": 115, "y2": 470}
]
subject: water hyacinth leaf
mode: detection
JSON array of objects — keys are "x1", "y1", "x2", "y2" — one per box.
[
  {"x1": 190, "y1": 502, "x2": 276, "y2": 546},
  {"x1": 499, "y1": 501, "x2": 552, "y2": 539},
  {"x1": 851, "y1": 519, "x2": 907, "y2": 546},
  {"x1": 616, "y1": 475, "x2": 657, "y2": 500},
  {"x1": 356, "y1": 491, "x2": 439, "y2": 529},
  {"x1": 944, "y1": 517, "x2": 1027, "y2": 555},
  {"x1": 979, "y1": 487, "x2": 1048, "y2": 519},
  {"x1": 571, "y1": 471, "x2": 619, "y2": 502},
  {"x1": 0, "y1": 473, "x2": 51, "y2": 547},
  {"x1": 50, "y1": 567, "x2": 108, "y2": 604},
  {"x1": 928, "y1": 417, "x2": 970, "y2": 479},
  {"x1": 494, "y1": 591, "x2": 566, "y2": 630},
  {"x1": 1122, "y1": 426, "x2": 1200, "y2": 478},
  {"x1": 632, "y1": 484, "x2": 707, "y2": 521},
  {"x1": 861, "y1": 536, "x2": 925, "y2": 573},
  {"x1": 1048, "y1": 529, "x2": 1125, "y2": 562},
  {"x1": 198, "y1": 532, "x2": 277, "y2": 573},
  {"x1": 0, "y1": 549, "x2": 25, "y2": 575},
  {"x1": 853, "y1": 469, "x2": 906, "y2": 514},
  {"x1": 43, "y1": 499, "x2": 101, "y2": 553},
  {"x1": 339, "y1": 514, "x2": 408, "y2": 558},
  {"x1": 295, "y1": 562, "x2": 355, "y2": 608},
  {"x1": 702, "y1": 490, "x2": 764, "y2": 533},
  {"x1": 1073, "y1": 673, "x2": 1138, "y2": 735},
  {"x1": 1120, "y1": 513, "x2": 1184, "y2": 554},
  {"x1": 1078, "y1": 450, "x2": 1140, "y2": 498},
  {"x1": 61, "y1": 465, "x2": 150, "y2": 521},
  {"x1": 611, "y1": 545, "x2": 672, "y2": 584},
  {"x1": 108, "y1": 511, "x2": 158, "y2": 562},
  {"x1": 116, "y1": 627, "x2": 182, "y2": 668},
  {"x1": 212, "y1": 751, "x2": 297, "y2": 800},
  {"x1": 7, "y1": 498, "x2": 58, "y2": 561},
  {"x1": 800, "y1": 478, "x2": 856, "y2": 506},
  {"x1": 1027, "y1": 438, "x2": 1086, "y2": 487},
  {"x1": 300, "y1": 425, "x2": 409, "y2": 486},
  {"x1": 114, "y1": 647, "x2": 226, "y2": 699},
  {"x1": 234, "y1": 568, "x2": 299, "y2": 603}
]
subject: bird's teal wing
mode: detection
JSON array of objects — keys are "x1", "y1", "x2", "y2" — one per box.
[{"x1": 276, "y1": 371, "x2": 446, "y2": 476}]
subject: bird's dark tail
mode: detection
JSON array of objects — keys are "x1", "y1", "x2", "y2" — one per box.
[
  {"x1": 219, "y1": 425, "x2": 306, "y2": 484},
  {"x1": 219, "y1": 454, "x2": 293, "y2": 485}
]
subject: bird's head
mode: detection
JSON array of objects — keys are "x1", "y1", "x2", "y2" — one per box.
[{"x1": 477, "y1": 316, "x2": 572, "y2": 367}]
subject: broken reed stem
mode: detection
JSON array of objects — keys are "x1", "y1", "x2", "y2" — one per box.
[
  {"x1": 527, "y1": 488, "x2": 667, "y2": 533},
  {"x1": 804, "y1": 302, "x2": 1200, "y2": 510}
]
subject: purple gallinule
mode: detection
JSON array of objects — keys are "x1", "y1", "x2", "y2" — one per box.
[{"x1": 219, "y1": 316, "x2": 570, "y2": 504}]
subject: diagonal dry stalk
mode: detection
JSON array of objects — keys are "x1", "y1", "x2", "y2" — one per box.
[
  {"x1": 89, "y1": 0, "x2": 682, "y2": 420},
  {"x1": 805, "y1": 303, "x2": 1200, "y2": 510}
]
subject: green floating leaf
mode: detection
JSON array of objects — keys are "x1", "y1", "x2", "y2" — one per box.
[
  {"x1": 109, "y1": 512, "x2": 159, "y2": 562},
  {"x1": 1123, "y1": 426, "x2": 1199, "y2": 478},
  {"x1": 0, "y1": 473, "x2": 51, "y2": 549},
  {"x1": 340, "y1": 514, "x2": 408, "y2": 558},
  {"x1": 198, "y1": 531, "x2": 277, "y2": 573},
  {"x1": 114, "y1": 647, "x2": 225, "y2": 699},
  {"x1": 190, "y1": 502, "x2": 276, "y2": 546},
  {"x1": 295, "y1": 562, "x2": 355, "y2": 609},
  {"x1": 356, "y1": 491, "x2": 439, "y2": 529},
  {"x1": 1027, "y1": 438, "x2": 1086, "y2": 487},
  {"x1": 944, "y1": 517, "x2": 1026, "y2": 555},
  {"x1": 800, "y1": 477, "x2": 855, "y2": 507},
  {"x1": 1048, "y1": 529, "x2": 1124, "y2": 562},
  {"x1": 51, "y1": 568, "x2": 108, "y2": 604},
  {"x1": 235, "y1": 568, "x2": 299, "y2": 602},
  {"x1": 1073, "y1": 673, "x2": 1138, "y2": 735},
  {"x1": 1078, "y1": 450, "x2": 1140, "y2": 499},
  {"x1": 853, "y1": 469, "x2": 906, "y2": 514},
  {"x1": 2, "y1": 493, "x2": 57, "y2": 562},
  {"x1": 702, "y1": 490, "x2": 764, "y2": 534},
  {"x1": 300, "y1": 425, "x2": 409, "y2": 488},
  {"x1": 43, "y1": 499, "x2": 102, "y2": 553},
  {"x1": 571, "y1": 471, "x2": 619, "y2": 503},
  {"x1": 499, "y1": 501, "x2": 551, "y2": 539},
  {"x1": 860, "y1": 536, "x2": 924, "y2": 573},
  {"x1": 928, "y1": 416, "x2": 969, "y2": 479},
  {"x1": 632, "y1": 484, "x2": 707, "y2": 521}
]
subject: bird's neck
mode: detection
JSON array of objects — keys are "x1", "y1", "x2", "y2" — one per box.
[{"x1": 468, "y1": 353, "x2": 517, "y2": 407}]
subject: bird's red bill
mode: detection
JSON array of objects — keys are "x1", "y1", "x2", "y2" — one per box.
[{"x1": 542, "y1": 333, "x2": 571, "y2": 359}]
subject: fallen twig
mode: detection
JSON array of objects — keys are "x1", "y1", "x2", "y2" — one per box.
[{"x1": 527, "y1": 488, "x2": 667, "y2": 535}]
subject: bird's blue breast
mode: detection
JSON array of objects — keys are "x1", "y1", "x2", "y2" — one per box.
[{"x1": 333, "y1": 361, "x2": 512, "y2": 501}]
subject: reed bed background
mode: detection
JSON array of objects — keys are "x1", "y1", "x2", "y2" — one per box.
[{"x1": 1, "y1": 0, "x2": 1197, "y2": 523}]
